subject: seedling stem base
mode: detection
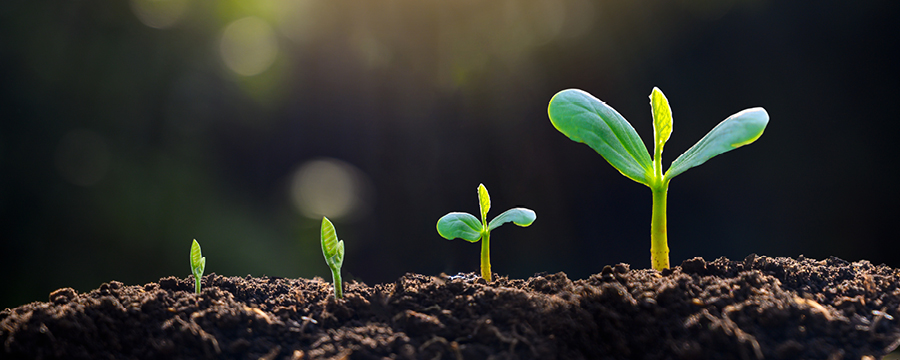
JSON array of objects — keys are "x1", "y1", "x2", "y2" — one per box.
[{"x1": 650, "y1": 185, "x2": 669, "y2": 271}]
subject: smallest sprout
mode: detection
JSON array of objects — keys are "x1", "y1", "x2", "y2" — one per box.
[
  {"x1": 190, "y1": 239, "x2": 206, "y2": 295},
  {"x1": 320, "y1": 217, "x2": 345, "y2": 299}
]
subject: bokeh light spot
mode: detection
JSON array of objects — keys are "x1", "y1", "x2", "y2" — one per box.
[
  {"x1": 290, "y1": 158, "x2": 373, "y2": 221},
  {"x1": 220, "y1": 17, "x2": 279, "y2": 76},
  {"x1": 54, "y1": 129, "x2": 111, "y2": 187},
  {"x1": 130, "y1": 0, "x2": 188, "y2": 29}
]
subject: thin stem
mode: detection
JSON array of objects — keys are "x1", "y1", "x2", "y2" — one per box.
[
  {"x1": 651, "y1": 123, "x2": 669, "y2": 271},
  {"x1": 194, "y1": 276, "x2": 201, "y2": 295},
  {"x1": 650, "y1": 184, "x2": 669, "y2": 270},
  {"x1": 331, "y1": 268, "x2": 343, "y2": 299},
  {"x1": 480, "y1": 231, "x2": 492, "y2": 282}
]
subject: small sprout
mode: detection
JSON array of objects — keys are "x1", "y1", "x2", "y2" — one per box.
[
  {"x1": 548, "y1": 87, "x2": 768, "y2": 270},
  {"x1": 320, "y1": 217, "x2": 345, "y2": 299},
  {"x1": 436, "y1": 184, "x2": 536, "y2": 282},
  {"x1": 190, "y1": 239, "x2": 206, "y2": 295}
]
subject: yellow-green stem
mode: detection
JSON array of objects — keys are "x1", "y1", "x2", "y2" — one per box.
[
  {"x1": 481, "y1": 231, "x2": 492, "y2": 282},
  {"x1": 650, "y1": 184, "x2": 669, "y2": 270},
  {"x1": 331, "y1": 268, "x2": 343, "y2": 299}
]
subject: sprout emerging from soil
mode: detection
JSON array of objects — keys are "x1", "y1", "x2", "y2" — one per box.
[
  {"x1": 548, "y1": 87, "x2": 768, "y2": 271},
  {"x1": 436, "y1": 184, "x2": 536, "y2": 282},
  {"x1": 190, "y1": 239, "x2": 206, "y2": 294},
  {"x1": 320, "y1": 217, "x2": 345, "y2": 299}
]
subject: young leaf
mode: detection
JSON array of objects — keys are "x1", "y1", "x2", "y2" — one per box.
[
  {"x1": 477, "y1": 184, "x2": 491, "y2": 223},
  {"x1": 320, "y1": 217, "x2": 345, "y2": 299},
  {"x1": 650, "y1": 87, "x2": 672, "y2": 156},
  {"x1": 190, "y1": 239, "x2": 206, "y2": 295},
  {"x1": 437, "y1": 212, "x2": 483, "y2": 242},
  {"x1": 321, "y1": 217, "x2": 344, "y2": 269},
  {"x1": 548, "y1": 89, "x2": 653, "y2": 185},
  {"x1": 665, "y1": 107, "x2": 769, "y2": 180},
  {"x1": 190, "y1": 239, "x2": 205, "y2": 276},
  {"x1": 487, "y1": 208, "x2": 537, "y2": 231}
]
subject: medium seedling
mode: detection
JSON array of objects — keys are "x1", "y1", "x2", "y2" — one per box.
[
  {"x1": 437, "y1": 184, "x2": 536, "y2": 282},
  {"x1": 320, "y1": 217, "x2": 345, "y2": 299},
  {"x1": 190, "y1": 239, "x2": 206, "y2": 294},
  {"x1": 548, "y1": 87, "x2": 768, "y2": 270}
]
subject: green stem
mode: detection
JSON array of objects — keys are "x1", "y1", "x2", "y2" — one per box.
[
  {"x1": 650, "y1": 184, "x2": 669, "y2": 270},
  {"x1": 480, "y1": 231, "x2": 492, "y2": 282},
  {"x1": 194, "y1": 276, "x2": 201, "y2": 295},
  {"x1": 331, "y1": 268, "x2": 343, "y2": 299}
]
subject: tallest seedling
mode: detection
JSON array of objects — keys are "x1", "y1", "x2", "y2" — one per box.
[{"x1": 548, "y1": 87, "x2": 768, "y2": 270}]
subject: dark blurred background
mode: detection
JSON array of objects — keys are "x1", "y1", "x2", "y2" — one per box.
[{"x1": 2, "y1": 0, "x2": 899, "y2": 309}]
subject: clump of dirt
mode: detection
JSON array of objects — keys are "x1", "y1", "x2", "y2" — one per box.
[{"x1": 2, "y1": 255, "x2": 899, "y2": 359}]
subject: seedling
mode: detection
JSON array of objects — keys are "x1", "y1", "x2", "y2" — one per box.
[
  {"x1": 436, "y1": 184, "x2": 536, "y2": 282},
  {"x1": 548, "y1": 87, "x2": 768, "y2": 271},
  {"x1": 320, "y1": 217, "x2": 345, "y2": 299},
  {"x1": 190, "y1": 239, "x2": 206, "y2": 294}
]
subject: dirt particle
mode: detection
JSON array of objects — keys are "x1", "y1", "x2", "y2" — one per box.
[
  {"x1": 681, "y1": 257, "x2": 707, "y2": 275},
  {"x1": 49, "y1": 287, "x2": 77, "y2": 304}
]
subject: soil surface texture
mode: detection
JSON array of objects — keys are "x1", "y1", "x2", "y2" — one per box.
[{"x1": 3, "y1": 255, "x2": 900, "y2": 359}]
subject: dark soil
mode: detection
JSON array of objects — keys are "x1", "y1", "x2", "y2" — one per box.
[{"x1": 2, "y1": 255, "x2": 900, "y2": 359}]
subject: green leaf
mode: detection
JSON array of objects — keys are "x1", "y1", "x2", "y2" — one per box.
[
  {"x1": 333, "y1": 240, "x2": 344, "y2": 269},
  {"x1": 487, "y1": 208, "x2": 536, "y2": 232},
  {"x1": 548, "y1": 89, "x2": 653, "y2": 185},
  {"x1": 190, "y1": 239, "x2": 205, "y2": 275},
  {"x1": 321, "y1": 217, "x2": 344, "y2": 268},
  {"x1": 436, "y1": 212, "x2": 483, "y2": 242},
  {"x1": 477, "y1": 184, "x2": 490, "y2": 222},
  {"x1": 650, "y1": 87, "x2": 672, "y2": 156},
  {"x1": 666, "y1": 107, "x2": 769, "y2": 180}
]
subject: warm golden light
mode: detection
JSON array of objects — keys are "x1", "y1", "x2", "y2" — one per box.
[
  {"x1": 220, "y1": 17, "x2": 279, "y2": 76},
  {"x1": 289, "y1": 158, "x2": 372, "y2": 221}
]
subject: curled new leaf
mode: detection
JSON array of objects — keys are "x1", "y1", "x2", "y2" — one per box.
[
  {"x1": 190, "y1": 239, "x2": 206, "y2": 294},
  {"x1": 487, "y1": 208, "x2": 536, "y2": 232},
  {"x1": 321, "y1": 217, "x2": 344, "y2": 269},
  {"x1": 666, "y1": 107, "x2": 769, "y2": 180},
  {"x1": 548, "y1": 89, "x2": 653, "y2": 185},
  {"x1": 437, "y1": 212, "x2": 483, "y2": 242},
  {"x1": 190, "y1": 239, "x2": 205, "y2": 275},
  {"x1": 320, "y1": 217, "x2": 345, "y2": 299},
  {"x1": 477, "y1": 183, "x2": 491, "y2": 223},
  {"x1": 650, "y1": 87, "x2": 672, "y2": 155}
]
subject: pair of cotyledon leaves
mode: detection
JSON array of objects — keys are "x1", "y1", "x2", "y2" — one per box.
[
  {"x1": 437, "y1": 184, "x2": 536, "y2": 242},
  {"x1": 548, "y1": 87, "x2": 768, "y2": 186}
]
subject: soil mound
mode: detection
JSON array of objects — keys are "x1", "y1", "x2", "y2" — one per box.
[{"x1": 2, "y1": 255, "x2": 899, "y2": 359}]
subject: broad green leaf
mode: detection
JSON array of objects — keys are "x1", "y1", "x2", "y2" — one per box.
[
  {"x1": 650, "y1": 87, "x2": 672, "y2": 156},
  {"x1": 477, "y1": 184, "x2": 490, "y2": 222},
  {"x1": 190, "y1": 239, "x2": 205, "y2": 275},
  {"x1": 487, "y1": 208, "x2": 536, "y2": 232},
  {"x1": 321, "y1": 217, "x2": 344, "y2": 268},
  {"x1": 666, "y1": 107, "x2": 769, "y2": 180},
  {"x1": 548, "y1": 89, "x2": 653, "y2": 185},
  {"x1": 437, "y1": 212, "x2": 483, "y2": 242}
]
